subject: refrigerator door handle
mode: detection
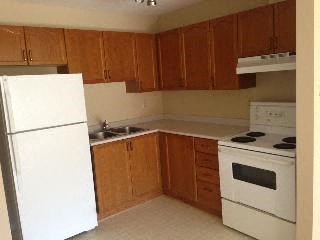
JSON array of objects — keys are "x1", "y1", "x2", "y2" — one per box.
[
  {"x1": 1, "y1": 77, "x2": 14, "y2": 133},
  {"x1": 8, "y1": 136, "x2": 22, "y2": 193}
]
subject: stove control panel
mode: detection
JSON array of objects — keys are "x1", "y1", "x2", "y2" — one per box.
[{"x1": 250, "y1": 102, "x2": 296, "y2": 128}]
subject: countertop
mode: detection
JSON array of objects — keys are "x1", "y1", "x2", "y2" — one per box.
[{"x1": 90, "y1": 119, "x2": 248, "y2": 146}]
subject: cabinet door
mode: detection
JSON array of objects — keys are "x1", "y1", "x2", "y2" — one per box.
[
  {"x1": 182, "y1": 22, "x2": 211, "y2": 90},
  {"x1": 274, "y1": 0, "x2": 296, "y2": 53},
  {"x1": 103, "y1": 31, "x2": 136, "y2": 82},
  {"x1": 157, "y1": 29, "x2": 184, "y2": 90},
  {"x1": 238, "y1": 5, "x2": 275, "y2": 57},
  {"x1": 130, "y1": 134, "x2": 161, "y2": 197},
  {"x1": 135, "y1": 33, "x2": 158, "y2": 91},
  {"x1": 166, "y1": 134, "x2": 196, "y2": 202},
  {"x1": 24, "y1": 27, "x2": 67, "y2": 65},
  {"x1": 211, "y1": 15, "x2": 239, "y2": 90},
  {"x1": 64, "y1": 29, "x2": 106, "y2": 84},
  {"x1": 92, "y1": 141, "x2": 133, "y2": 219},
  {"x1": 0, "y1": 25, "x2": 27, "y2": 66}
]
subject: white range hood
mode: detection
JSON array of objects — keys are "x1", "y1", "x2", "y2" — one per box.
[{"x1": 236, "y1": 52, "x2": 296, "y2": 74}]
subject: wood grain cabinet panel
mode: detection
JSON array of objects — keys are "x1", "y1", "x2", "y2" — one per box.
[
  {"x1": 130, "y1": 133, "x2": 161, "y2": 197},
  {"x1": 166, "y1": 134, "x2": 196, "y2": 202},
  {"x1": 238, "y1": 5, "x2": 275, "y2": 57},
  {"x1": 64, "y1": 29, "x2": 106, "y2": 84},
  {"x1": 92, "y1": 141, "x2": 133, "y2": 220},
  {"x1": 0, "y1": 25, "x2": 27, "y2": 65},
  {"x1": 24, "y1": 27, "x2": 67, "y2": 65},
  {"x1": 103, "y1": 31, "x2": 136, "y2": 82},
  {"x1": 135, "y1": 33, "x2": 158, "y2": 91},
  {"x1": 274, "y1": 0, "x2": 296, "y2": 53},
  {"x1": 181, "y1": 21, "x2": 211, "y2": 90},
  {"x1": 157, "y1": 29, "x2": 184, "y2": 90}
]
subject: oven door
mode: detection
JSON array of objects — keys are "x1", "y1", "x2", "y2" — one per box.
[{"x1": 218, "y1": 146, "x2": 296, "y2": 222}]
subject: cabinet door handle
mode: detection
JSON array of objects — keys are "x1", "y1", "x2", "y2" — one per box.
[
  {"x1": 22, "y1": 50, "x2": 27, "y2": 61},
  {"x1": 130, "y1": 142, "x2": 133, "y2": 151},
  {"x1": 103, "y1": 70, "x2": 108, "y2": 81},
  {"x1": 28, "y1": 50, "x2": 33, "y2": 61},
  {"x1": 108, "y1": 70, "x2": 111, "y2": 80},
  {"x1": 126, "y1": 142, "x2": 130, "y2": 152},
  {"x1": 269, "y1": 37, "x2": 274, "y2": 51},
  {"x1": 273, "y1": 37, "x2": 278, "y2": 50}
]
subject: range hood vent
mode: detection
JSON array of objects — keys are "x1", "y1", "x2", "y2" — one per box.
[{"x1": 236, "y1": 52, "x2": 296, "y2": 74}]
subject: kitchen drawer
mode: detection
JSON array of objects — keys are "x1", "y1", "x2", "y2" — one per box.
[
  {"x1": 197, "y1": 180, "x2": 221, "y2": 212},
  {"x1": 194, "y1": 138, "x2": 218, "y2": 155},
  {"x1": 196, "y1": 167, "x2": 220, "y2": 185},
  {"x1": 196, "y1": 152, "x2": 219, "y2": 170}
]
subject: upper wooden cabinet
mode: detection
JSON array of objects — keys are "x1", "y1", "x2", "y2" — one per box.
[
  {"x1": 0, "y1": 26, "x2": 27, "y2": 66},
  {"x1": 181, "y1": 22, "x2": 211, "y2": 90},
  {"x1": 24, "y1": 27, "x2": 67, "y2": 65},
  {"x1": 130, "y1": 133, "x2": 161, "y2": 197},
  {"x1": 238, "y1": 5, "x2": 275, "y2": 57},
  {"x1": 92, "y1": 140, "x2": 133, "y2": 219},
  {"x1": 64, "y1": 29, "x2": 106, "y2": 84},
  {"x1": 157, "y1": 29, "x2": 184, "y2": 90},
  {"x1": 130, "y1": 33, "x2": 158, "y2": 92},
  {"x1": 103, "y1": 31, "x2": 136, "y2": 82},
  {"x1": 165, "y1": 134, "x2": 196, "y2": 202},
  {"x1": 211, "y1": 15, "x2": 255, "y2": 90},
  {"x1": 274, "y1": 0, "x2": 296, "y2": 53}
]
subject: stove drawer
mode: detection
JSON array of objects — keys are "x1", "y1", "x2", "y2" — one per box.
[
  {"x1": 196, "y1": 152, "x2": 219, "y2": 170},
  {"x1": 197, "y1": 180, "x2": 221, "y2": 213},
  {"x1": 196, "y1": 167, "x2": 220, "y2": 185},
  {"x1": 195, "y1": 138, "x2": 218, "y2": 155}
]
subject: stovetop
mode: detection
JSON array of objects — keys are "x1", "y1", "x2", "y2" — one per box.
[{"x1": 219, "y1": 131, "x2": 296, "y2": 158}]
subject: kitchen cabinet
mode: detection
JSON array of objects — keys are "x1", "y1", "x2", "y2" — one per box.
[
  {"x1": 0, "y1": 25, "x2": 27, "y2": 66},
  {"x1": 182, "y1": 21, "x2": 211, "y2": 90},
  {"x1": 238, "y1": 5, "x2": 275, "y2": 57},
  {"x1": 103, "y1": 31, "x2": 136, "y2": 82},
  {"x1": 157, "y1": 29, "x2": 184, "y2": 90},
  {"x1": 126, "y1": 33, "x2": 158, "y2": 92},
  {"x1": 130, "y1": 133, "x2": 161, "y2": 197},
  {"x1": 274, "y1": 0, "x2": 296, "y2": 53},
  {"x1": 64, "y1": 29, "x2": 106, "y2": 84},
  {"x1": 92, "y1": 133, "x2": 162, "y2": 219},
  {"x1": 194, "y1": 138, "x2": 221, "y2": 216},
  {"x1": 165, "y1": 134, "x2": 196, "y2": 202},
  {"x1": 92, "y1": 140, "x2": 133, "y2": 220},
  {"x1": 24, "y1": 27, "x2": 67, "y2": 65},
  {"x1": 211, "y1": 15, "x2": 256, "y2": 90}
]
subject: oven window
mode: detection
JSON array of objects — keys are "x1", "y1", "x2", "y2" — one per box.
[{"x1": 232, "y1": 163, "x2": 277, "y2": 190}]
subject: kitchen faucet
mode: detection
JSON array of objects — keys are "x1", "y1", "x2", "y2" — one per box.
[{"x1": 102, "y1": 120, "x2": 110, "y2": 131}]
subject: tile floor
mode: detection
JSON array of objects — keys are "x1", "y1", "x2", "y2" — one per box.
[{"x1": 71, "y1": 196, "x2": 253, "y2": 240}]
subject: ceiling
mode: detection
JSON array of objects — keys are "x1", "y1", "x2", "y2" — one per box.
[{"x1": 16, "y1": 0, "x2": 205, "y2": 16}]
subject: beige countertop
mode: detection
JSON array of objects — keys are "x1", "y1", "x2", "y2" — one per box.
[{"x1": 90, "y1": 119, "x2": 248, "y2": 146}]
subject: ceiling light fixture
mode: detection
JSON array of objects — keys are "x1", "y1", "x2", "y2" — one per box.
[{"x1": 134, "y1": 0, "x2": 157, "y2": 6}]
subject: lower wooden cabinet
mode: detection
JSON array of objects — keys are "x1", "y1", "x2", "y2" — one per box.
[
  {"x1": 130, "y1": 133, "x2": 162, "y2": 197},
  {"x1": 91, "y1": 133, "x2": 161, "y2": 219},
  {"x1": 160, "y1": 134, "x2": 222, "y2": 217}
]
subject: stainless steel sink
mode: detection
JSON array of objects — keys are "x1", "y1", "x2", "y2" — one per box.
[
  {"x1": 89, "y1": 131, "x2": 118, "y2": 140},
  {"x1": 108, "y1": 126, "x2": 146, "y2": 135},
  {"x1": 89, "y1": 126, "x2": 147, "y2": 141}
]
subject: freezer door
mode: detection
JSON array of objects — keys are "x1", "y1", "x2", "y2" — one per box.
[
  {"x1": 0, "y1": 74, "x2": 87, "y2": 133},
  {"x1": 10, "y1": 123, "x2": 97, "y2": 240}
]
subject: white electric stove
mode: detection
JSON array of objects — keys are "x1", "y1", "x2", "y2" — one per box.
[{"x1": 218, "y1": 102, "x2": 296, "y2": 240}]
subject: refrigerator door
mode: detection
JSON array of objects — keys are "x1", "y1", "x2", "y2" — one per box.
[
  {"x1": 10, "y1": 123, "x2": 97, "y2": 240},
  {"x1": 0, "y1": 74, "x2": 87, "y2": 134}
]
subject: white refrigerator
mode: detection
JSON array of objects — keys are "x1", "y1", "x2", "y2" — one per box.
[{"x1": 0, "y1": 74, "x2": 97, "y2": 240}]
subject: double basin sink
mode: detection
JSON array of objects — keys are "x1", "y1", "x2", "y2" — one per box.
[{"x1": 89, "y1": 126, "x2": 147, "y2": 141}]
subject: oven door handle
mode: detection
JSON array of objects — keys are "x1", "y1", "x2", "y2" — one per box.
[{"x1": 219, "y1": 147, "x2": 295, "y2": 166}]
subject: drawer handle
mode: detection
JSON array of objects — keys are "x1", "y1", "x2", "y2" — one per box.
[{"x1": 28, "y1": 50, "x2": 33, "y2": 61}]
